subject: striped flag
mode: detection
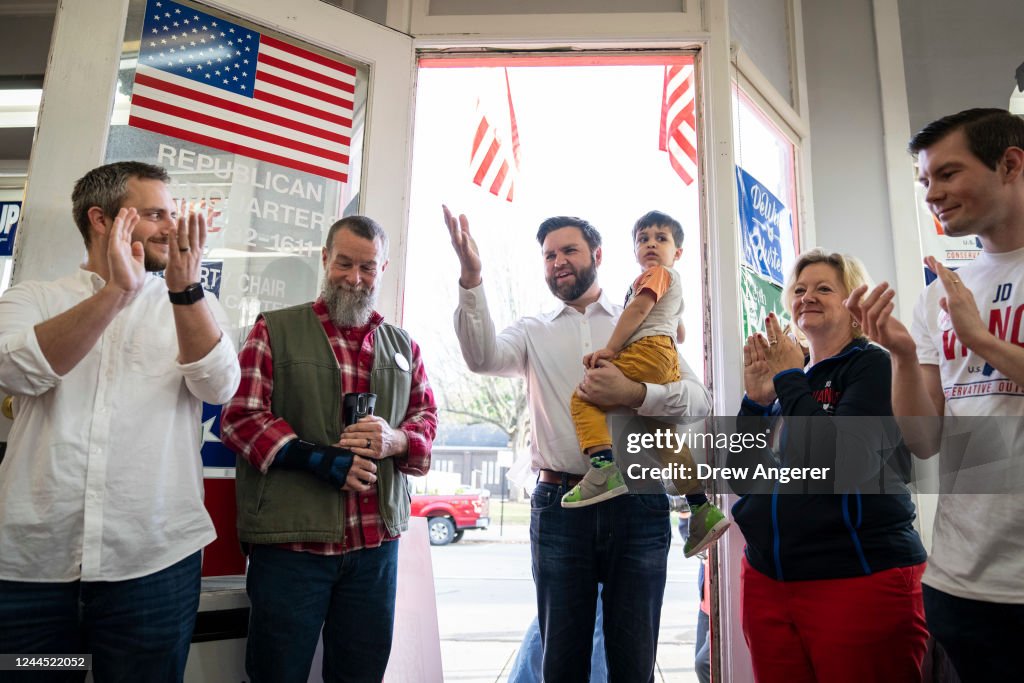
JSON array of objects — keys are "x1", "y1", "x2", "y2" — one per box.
[
  {"x1": 129, "y1": 0, "x2": 353, "y2": 182},
  {"x1": 659, "y1": 65, "x2": 698, "y2": 186},
  {"x1": 469, "y1": 68, "x2": 520, "y2": 202}
]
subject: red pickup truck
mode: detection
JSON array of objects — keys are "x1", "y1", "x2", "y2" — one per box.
[{"x1": 411, "y1": 490, "x2": 491, "y2": 545}]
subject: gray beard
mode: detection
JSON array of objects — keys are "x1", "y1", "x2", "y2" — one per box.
[{"x1": 322, "y1": 276, "x2": 377, "y2": 328}]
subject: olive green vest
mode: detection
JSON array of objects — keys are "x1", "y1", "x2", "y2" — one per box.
[{"x1": 235, "y1": 304, "x2": 413, "y2": 545}]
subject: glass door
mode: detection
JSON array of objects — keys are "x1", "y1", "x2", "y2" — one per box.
[{"x1": 12, "y1": 0, "x2": 415, "y2": 579}]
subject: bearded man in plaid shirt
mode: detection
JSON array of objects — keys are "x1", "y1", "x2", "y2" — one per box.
[{"x1": 221, "y1": 215, "x2": 436, "y2": 683}]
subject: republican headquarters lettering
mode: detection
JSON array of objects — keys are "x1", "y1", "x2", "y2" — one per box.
[{"x1": 157, "y1": 144, "x2": 336, "y2": 234}]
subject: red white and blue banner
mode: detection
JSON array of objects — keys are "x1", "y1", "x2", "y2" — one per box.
[
  {"x1": 737, "y1": 165, "x2": 789, "y2": 287},
  {"x1": 130, "y1": 0, "x2": 355, "y2": 182}
]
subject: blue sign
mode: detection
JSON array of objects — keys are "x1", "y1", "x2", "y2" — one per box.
[
  {"x1": 199, "y1": 260, "x2": 223, "y2": 296},
  {"x1": 201, "y1": 400, "x2": 237, "y2": 468},
  {"x1": 154, "y1": 260, "x2": 222, "y2": 296},
  {"x1": 0, "y1": 202, "x2": 21, "y2": 256},
  {"x1": 736, "y1": 167, "x2": 790, "y2": 286}
]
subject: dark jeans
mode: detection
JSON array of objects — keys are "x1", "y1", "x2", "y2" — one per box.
[
  {"x1": 530, "y1": 483, "x2": 671, "y2": 683},
  {"x1": 0, "y1": 551, "x2": 201, "y2": 683},
  {"x1": 924, "y1": 583, "x2": 1024, "y2": 683},
  {"x1": 245, "y1": 541, "x2": 399, "y2": 683},
  {"x1": 507, "y1": 586, "x2": 608, "y2": 683}
]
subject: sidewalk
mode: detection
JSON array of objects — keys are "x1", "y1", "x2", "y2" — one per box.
[{"x1": 432, "y1": 521, "x2": 702, "y2": 682}]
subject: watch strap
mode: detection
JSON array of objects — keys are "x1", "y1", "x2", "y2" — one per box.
[{"x1": 168, "y1": 283, "x2": 205, "y2": 305}]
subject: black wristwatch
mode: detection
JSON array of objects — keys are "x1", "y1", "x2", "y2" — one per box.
[{"x1": 168, "y1": 282, "x2": 205, "y2": 305}]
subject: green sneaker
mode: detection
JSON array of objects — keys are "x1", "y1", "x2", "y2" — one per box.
[
  {"x1": 684, "y1": 502, "x2": 731, "y2": 558},
  {"x1": 561, "y1": 460, "x2": 628, "y2": 508}
]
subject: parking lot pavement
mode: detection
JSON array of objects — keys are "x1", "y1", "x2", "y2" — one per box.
[{"x1": 430, "y1": 523, "x2": 702, "y2": 682}]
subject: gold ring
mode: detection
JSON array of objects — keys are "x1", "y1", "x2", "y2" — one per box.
[{"x1": 768, "y1": 338, "x2": 778, "y2": 346}]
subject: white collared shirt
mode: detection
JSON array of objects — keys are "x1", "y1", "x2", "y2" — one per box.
[
  {"x1": 0, "y1": 270, "x2": 240, "y2": 582},
  {"x1": 455, "y1": 284, "x2": 712, "y2": 475}
]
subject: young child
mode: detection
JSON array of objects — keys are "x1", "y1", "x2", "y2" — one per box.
[{"x1": 562, "y1": 210, "x2": 729, "y2": 557}]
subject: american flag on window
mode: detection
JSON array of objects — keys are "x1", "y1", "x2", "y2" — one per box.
[
  {"x1": 469, "y1": 68, "x2": 521, "y2": 203},
  {"x1": 659, "y1": 64, "x2": 698, "y2": 186},
  {"x1": 130, "y1": 0, "x2": 354, "y2": 182}
]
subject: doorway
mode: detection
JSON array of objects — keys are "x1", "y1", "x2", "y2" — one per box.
[{"x1": 404, "y1": 53, "x2": 709, "y2": 682}]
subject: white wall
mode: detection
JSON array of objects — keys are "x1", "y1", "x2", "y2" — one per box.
[
  {"x1": 425, "y1": 0, "x2": 680, "y2": 13},
  {"x1": 729, "y1": 0, "x2": 793, "y2": 106},
  {"x1": 899, "y1": 0, "x2": 1024, "y2": 132},
  {"x1": 801, "y1": 0, "x2": 896, "y2": 286}
]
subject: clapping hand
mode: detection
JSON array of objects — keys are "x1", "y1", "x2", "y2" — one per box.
[
  {"x1": 743, "y1": 313, "x2": 804, "y2": 404},
  {"x1": 742, "y1": 334, "x2": 777, "y2": 405},
  {"x1": 845, "y1": 281, "x2": 916, "y2": 357},
  {"x1": 763, "y1": 313, "x2": 805, "y2": 374},
  {"x1": 106, "y1": 208, "x2": 146, "y2": 302},
  {"x1": 926, "y1": 256, "x2": 987, "y2": 348},
  {"x1": 164, "y1": 201, "x2": 209, "y2": 293}
]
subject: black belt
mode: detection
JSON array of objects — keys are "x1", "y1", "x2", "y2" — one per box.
[{"x1": 537, "y1": 469, "x2": 583, "y2": 487}]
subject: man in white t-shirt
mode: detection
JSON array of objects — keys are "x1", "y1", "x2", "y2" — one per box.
[{"x1": 847, "y1": 108, "x2": 1024, "y2": 682}]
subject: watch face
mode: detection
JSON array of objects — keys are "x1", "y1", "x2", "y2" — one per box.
[{"x1": 170, "y1": 283, "x2": 205, "y2": 304}]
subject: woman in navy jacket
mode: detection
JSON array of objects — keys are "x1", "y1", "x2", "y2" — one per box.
[{"x1": 734, "y1": 249, "x2": 927, "y2": 683}]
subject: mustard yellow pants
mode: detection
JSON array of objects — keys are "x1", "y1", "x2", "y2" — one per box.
[{"x1": 570, "y1": 334, "x2": 702, "y2": 494}]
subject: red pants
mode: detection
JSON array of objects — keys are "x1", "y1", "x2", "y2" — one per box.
[{"x1": 740, "y1": 558, "x2": 927, "y2": 683}]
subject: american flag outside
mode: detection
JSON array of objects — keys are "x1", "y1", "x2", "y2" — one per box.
[
  {"x1": 469, "y1": 68, "x2": 520, "y2": 203},
  {"x1": 659, "y1": 64, "x2": 698, "y2": 186},
  {"x1": 130, "y1": 0, "x2": 355, "y2": 182}
]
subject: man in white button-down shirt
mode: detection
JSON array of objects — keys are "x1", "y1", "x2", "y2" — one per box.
[
  {"x1": 0, "y1": 162, "x2": 240, "y2": 682},
  {"x1": 443, "y1": 206, "x2": 712, "y2": 683}
]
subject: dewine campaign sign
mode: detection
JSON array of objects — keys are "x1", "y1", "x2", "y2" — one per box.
[{"x1": 736, "y1": 166, "x2": 790, "y2": 287}]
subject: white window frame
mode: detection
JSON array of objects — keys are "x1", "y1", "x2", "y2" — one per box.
[
  {"x1": 406, "y1": 0, "x2": 704, "y2": 38},
  {"x1": 717, "y1": 3, "x2": 814, "y2": 680}
]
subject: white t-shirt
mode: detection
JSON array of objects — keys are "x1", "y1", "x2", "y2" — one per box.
[{"x1": 911, "y1": 246, "x2": 1024, "y2": 603}]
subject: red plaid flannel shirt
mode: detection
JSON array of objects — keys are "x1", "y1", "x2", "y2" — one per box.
[{"x1": 221, "y1": 299, "x2": 436, "y2": 554}]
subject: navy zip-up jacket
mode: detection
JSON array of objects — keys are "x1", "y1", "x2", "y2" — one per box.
[{"x1": 731, "y1": 338, "x2": 926, "y2": 581}]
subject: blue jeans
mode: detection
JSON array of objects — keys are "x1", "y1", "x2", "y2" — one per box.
[
  {"x1": 245, "y1": 542, "x2": 399, "y2": 683},
  {"x1": 694, "y1": 609, "x2": 710, "y2": 683},
  {"x1": 0, "y1": 551, "x2": 201, "y2": 683},
  {"x1": 530, "y1": 483, "x2": 671, "y2": 683},
  {"x1": 507, "y1": 586, "x2": 608, "y2": 683},
  {"x1": 923, "y1": 583, "x2": 1024, "y2": 683}
]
